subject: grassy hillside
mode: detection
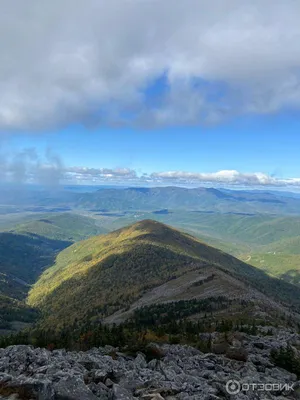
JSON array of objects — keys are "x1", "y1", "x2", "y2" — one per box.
[
  {"x1": 0, "y1": 231, "x2": 69, "y2": 332},
  {"x1": 0, "y1": 213, "x2": 106, "y2": 295},
  {"x1": 266, "y1": 235, "x2": 300, "y2": 254},
  {"x1": 0, "y1": 294, "x2": 39, "y2": 331},
  {"x1": 140, "y1": 212, "x2": 300, "y2": 246},
  {"x1": 0, "y1": 213, "x2": 107, "y2": 332},
  {"x1": 91, "y1": 211, "x2": 300, "y2": 282},
  {"x1": 28, "y1": 220, "x2": 300, "y2": 329},
  {"x1": 240, "y1": 252, "x2": 300, "y2": 285},
  {"x1": 12, "y1": 213, "x2": 107, "y2": 242},
  {"x1": 91, "y1": 210, "x2": 300, "y2": 247}
]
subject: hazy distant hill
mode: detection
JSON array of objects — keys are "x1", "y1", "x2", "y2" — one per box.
[
  {"x1": 2, "y1": 185, "x2": 300, "y2": 215},
  {"x1": 28, "y1": 220, "x2": 300, "y2": 329},
  {"x1": 116, "y1": 211, "x2": 300, "y2": 246},
  {"x1": 74, "y1": 186, "x2": 300, "y2": 215},
  {"x1": 12, "y1": 213, "x2": 107, "y2": 242}
]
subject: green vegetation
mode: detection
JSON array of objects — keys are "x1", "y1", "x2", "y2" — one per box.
[
  {"x1": 0, "y1": 231, "x2": 66, "y2": 330},
  {"x1": 129, "y1": 296, "x2": 230, "y2": 327},
  {"x1": 1, "y1": 297, "x2": 294, "y2": 352},
  {"x1": 92, "y1": 211, "x2": 300, "y2": 287},
  {"x1": 124, "y1": 212, "x2": 300, "y2": 247},
  {"x1": 75, "y1": 187, "x2": 300, "y2": 215},
  {"x1": 12, "y1": 213, "x2": 107, "y2": 242},
  {"x1": 241, "y1": 253, "x2": 300, "y2": 285},
  {"x1": 0, "y1": 232, "x2": 70, "y2": 285},
  {"x1": 0, "y1": 213, "x2": 106, "y2": 291},
  {"x1": 0, "y1": 294, "x2": 39, "y2": 330},
  {"x1": 2, "y1": 207, "x2": 300, "y2": 338},
  {"x1": 271, "y1": 345, "x2": 300, "y2": 378},
  {"x1": 0, "y1": 213, "x2": 107, "y2": 332},
  {"x1": 28, "y1": 219, "x2": 211, "y2": 327},
  {"x1": 0, "y1": 315, "x2": 246, "y2": 351},
  {"x1": 267, "y1": 235, "x2": 300, "y2": 254},
  {"x1": 28, "y1": 220, "x2": 300, "y2": 330}
]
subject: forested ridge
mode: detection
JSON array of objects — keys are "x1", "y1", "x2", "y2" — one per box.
[{"x1": 28, "y1": 220, "x2": 300, "y2": 329}]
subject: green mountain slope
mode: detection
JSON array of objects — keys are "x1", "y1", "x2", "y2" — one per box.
[
  {"x1": 94, "y1": 211, "x2": 300, "y2": 282},
  {"x1": 92, "y1": 210, "x2": 300, "y2": 250},
  {"x1": 0, "y1": 294, "x2": 39, "y2": 331},
  {"x1": 12, "y1": 213, "x2": 107, "y2": 242},
  {"x1": 0, "y1": 213, "x2": 107, "y2": 332},
  {"x1": 138, "y1": 212, "x2": 300, "y2": 246},
  {"x1": 28, "y1": 220, "x2": 300, "y2": 329},
  {"x1": 242, "y1": 252, "x2": 300, "y2": 282},
  {"x1": 0, "y1": 232, "x2": 69, "y2": 293},
  {"x1": 0, "y1": 232, "x2": 66, "y2": 333},
  {"x1": 0, "y1": 213, "x2": 106, "y2": 297},
  {"x1": 266, "y1": 236, "x2": 300, "y2": 255}
]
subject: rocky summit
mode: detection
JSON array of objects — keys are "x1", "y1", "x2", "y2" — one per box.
[{"x1": 1, "y1": 329, "x2": 300, "y2": 400}]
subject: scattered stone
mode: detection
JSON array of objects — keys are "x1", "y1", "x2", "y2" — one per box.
[
  {"x1": 53, "y1": 376, "x2": 98, "y2": 399},
  {"x1": 225, "y1": 346, "x2": 248, "y2": 362},
  {"x1": 0, "y1": 329, "x2": 299, "y2": 399},
  {"x1": 105, "y1": 378, "x2": 115, "y2": 388},
  {"x1": 113, "y1": 384, "x2": 134, "y2": 399}
]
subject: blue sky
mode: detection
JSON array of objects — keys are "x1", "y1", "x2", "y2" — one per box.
[
  {"x1": 1, "y1": 1, "x2": 300, "y2": 188},
  {"x1": 5, "y1": 112, "x2": 300, "y2": 180}
]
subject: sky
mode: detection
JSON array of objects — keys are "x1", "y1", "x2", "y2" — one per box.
[{"x1": 1, "y1": 0, "x2": 300, "y2": 189}]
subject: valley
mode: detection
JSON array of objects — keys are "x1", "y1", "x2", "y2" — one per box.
[
  {"x1": 2, "y1": 4, "x2": 300, "y2": 398},
  {"x1": 1, "y1": 186, "x2": 300, "y2": 399},
  {"x1": 0, "y1": 213, "x2": 106, "y2": 333},
  {"x1": 0, "y1": 186, "x2": 300, "y2": 346}
]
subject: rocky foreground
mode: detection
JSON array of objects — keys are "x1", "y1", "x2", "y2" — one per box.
[{"x1": 1, "y1": 329, "x2": 300, "y2": 399}]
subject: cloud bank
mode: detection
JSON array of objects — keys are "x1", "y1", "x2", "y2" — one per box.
[
  {"x1": 1, "y1": 150, "x2": 300, "y2": 188},
  {"x1": 65, "y1": 168, "x2": 300, "y2": 188},
  {"x1": 149, "y1": 170, "x2": 300, "y2": 187},
  {"x1": 66, "y1": 167, "x2": 137, "y2": 182},
  {"x1": 1, "y1": 0, "x2": 300, "y2": 131}
]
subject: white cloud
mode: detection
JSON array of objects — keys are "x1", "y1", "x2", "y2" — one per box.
[
  {"x1": 150, "y1": 170, "x2": 300, "y2": 187},
  {"x1": 66, "y1": 167, "x2": 137, "y2": 182},
  {"x1": 63, "y1": 167, "x2": 300, "y2": 188},
  {"x1": 2, "y1": 150, "x2": 300, "y2": 188},
  {"x1": 0, "y1": 148, "x2": 64, "y2": 185},
  {"x1": 1, "y1": 0, "x2": 300, "y2": 131}
]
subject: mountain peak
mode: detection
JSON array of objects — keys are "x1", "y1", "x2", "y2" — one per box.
[
  {"x1": 130, "y1": 219, "x2": 170, "y2": 232},
  {"x1": 28, "y1": 219, "x2": 300, "y2": 329},
  {"x1": 111, "y1": 219, "x2": 179, "y2": 242},
  {"x1": 115, "y1": 219, "x2": 189, "y2": 246}
]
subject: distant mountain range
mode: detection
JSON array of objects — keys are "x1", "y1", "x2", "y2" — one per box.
[
  {"x1": 74, "y1": 187, "x2": 300, "y2": 214},
  {"x1": 1, "y1": 186, "x2": 300, "y2": 215}
]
